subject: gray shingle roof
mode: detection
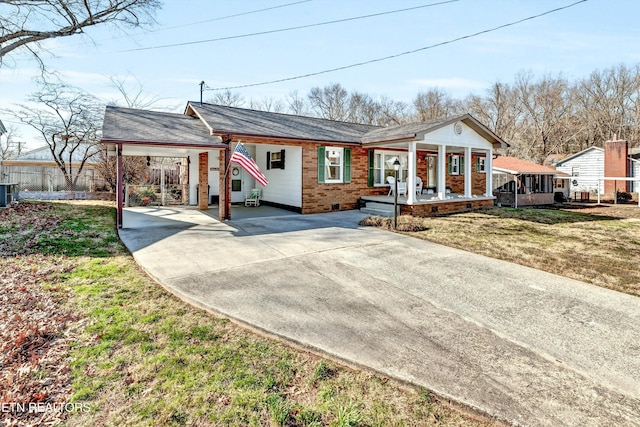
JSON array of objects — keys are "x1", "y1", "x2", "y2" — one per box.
[
  {"x1": 360, "y1": 117, "x2": 454, "y2": 144},
  {"x1": 187, "y1": 102, "x2": 379, "y2": 143},
  {"x1": 102, "y1": 106, "x2": 221, "y2": 147}
]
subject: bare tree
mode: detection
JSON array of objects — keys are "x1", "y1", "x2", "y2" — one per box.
[
  {"x1": 106, "y1": 74, "x2": 170, "y2": 110},
  {"x1": 0, "y1": 0, "x2": 161, "y2": 65},
  {"x1": 207, "y1": 90, "x2": 245, "y2": 107},
  {"x1": 376, "y1": 95, "x2": 410, "y2": 126},
  {"x1": 6, "y1": 77, "x2": 103, "y2": 191},
  {"x1": 286, "y1": 90, "x2": 309, "y2": 116},
  {"x1": 464, "y1": 81, "x2": 520, "y2": 143},
  {"x1": 513, "y1": 72, "x2": 574, "y2": 162},
  {"x1": 249, "y1": 97, "x2": 285, "y2": 113},
  {"x1": 93, "y1": 148, "x2": 146, "y2": 191},
  {"x1": 574, "y1": 64, "x2": 640, "y2": 149},
  {"x1": 308, "y1": 83, "x2": 349, "y2": 121},
  {"x1": 0, "y1": 124, "x2": 23, "y2": 160},
  {"x1": 413, "y1": 88, "x2": 462, "y2": 121}
]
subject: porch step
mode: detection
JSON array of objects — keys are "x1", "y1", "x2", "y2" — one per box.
[{"x1": 360, "y1": 201, "x2": 396, "y2": 217}]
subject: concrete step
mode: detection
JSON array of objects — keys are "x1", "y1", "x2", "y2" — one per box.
[{"x1": 360, "y1": 201, "x2": 396, "y2": 217}]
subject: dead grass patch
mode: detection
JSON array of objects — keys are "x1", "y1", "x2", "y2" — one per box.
[{"x1": 362, "y1": 205, "x2": 640, "y2": 296}]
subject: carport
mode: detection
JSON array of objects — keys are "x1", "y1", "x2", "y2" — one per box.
[{"x1": 101, "y1": 106, "x2": 231, "y2": 228}]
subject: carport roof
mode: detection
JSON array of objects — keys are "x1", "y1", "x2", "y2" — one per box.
[
  {"x1": 186, "y1": 102, "x2": 379, "y2": 143},
  {"x1": 101, "y1": 106, "x2": 225, "y2": 148}
]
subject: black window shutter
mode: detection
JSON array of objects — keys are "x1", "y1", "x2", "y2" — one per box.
[
  {"x1": 266, "y1": 151, "x2": 271, "y2": 170},
  {"x1": 280, "y1": 149, "x2": 286, "y2": 169}
]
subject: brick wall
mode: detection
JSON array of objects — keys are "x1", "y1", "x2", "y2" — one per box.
[
  {"x1": 228, "y1": 137, "x2": 489, "y2": 214},
  {"x1": 198, "y1": 152, "x2": 208, "y2": 210},
  {"x1": 400, "y1": 198, "x2": 494, "y2": 217},
  {"x1": 604, "y1": 139, "x2": 629, "y2": 193}
]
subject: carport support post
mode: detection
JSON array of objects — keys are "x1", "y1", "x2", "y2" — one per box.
[
  {"x1": 219, "y1": 145, "x2": 231, "y2": 220},
  {"x1": 198, "y1": 152, "x2": 208, "y2": 210},
  {"x1": 116, "y1": 144, "x2": 123, "y2": 229}
]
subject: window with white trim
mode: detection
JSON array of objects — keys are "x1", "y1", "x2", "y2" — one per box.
[
  {"x1": 372, "y1": 151, "x2": 408, "y2": 185},
  {"x1": 448, "y1": 155, "x2": 461, "y2": 175},
  {"x1": 476, "y1": 157, "x2": 486, "y2": 173},
  {"x1": 325, "y1": 147, "x2": 343, "y2": 183}
]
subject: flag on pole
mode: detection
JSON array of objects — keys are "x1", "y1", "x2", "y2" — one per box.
[{"x1": 230, "y1": 142, "x2": 268, "y2": 186}]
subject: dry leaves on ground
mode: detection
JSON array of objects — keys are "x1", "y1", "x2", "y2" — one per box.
[{"x1": 1, "y1": 203, "x2": 79, "y2": 426}]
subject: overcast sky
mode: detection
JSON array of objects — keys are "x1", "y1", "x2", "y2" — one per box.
[{"x1": 1, "y1": 0, "x2": 639, "y2": 149}]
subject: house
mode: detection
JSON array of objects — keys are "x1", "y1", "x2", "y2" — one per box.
[
  {"x1": 492, "y1": 156, "x2": 570, "y2": 207},
  {"x1": 101, "y1": 103, "x2": 508, "y2": 228},
  {"x1": 555, "y1": 138, "x2": 640, "y2": 198}
]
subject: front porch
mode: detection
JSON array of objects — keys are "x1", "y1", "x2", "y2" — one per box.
[{"x1": 360, "y1": 193, "x2": 495, "y2": 217}]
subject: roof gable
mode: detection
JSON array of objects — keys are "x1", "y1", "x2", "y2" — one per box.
[
  {"x1": 186, "y1": 102, "x2": 378, "y2": 144},
  {"x1": 555, "y1": 147, "x2": 603, "y2": 165},
  {"x1": 360, "y1": 113, "x2": 508, "y2": 148}
]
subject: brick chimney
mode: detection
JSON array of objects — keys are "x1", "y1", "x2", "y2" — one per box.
[{"x1": 604, "y1": 135, "x2": 629, "y2": 194}]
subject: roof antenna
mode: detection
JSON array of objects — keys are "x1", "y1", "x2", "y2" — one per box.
[{"x1": 199, "y1": 81, "x2": 205, "y2": 105}]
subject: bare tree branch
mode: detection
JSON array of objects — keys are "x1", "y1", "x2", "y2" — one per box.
[{"x1": 0, "y1": 0, "x2": 161, "y2": 64}]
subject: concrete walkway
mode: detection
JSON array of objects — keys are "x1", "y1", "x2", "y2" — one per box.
[{"x1": 119, "y1": 207, "x2": 640, "y2": 427}]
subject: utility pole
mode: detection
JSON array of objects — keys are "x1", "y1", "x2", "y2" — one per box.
[{"x1": 199, "y1": 81, "x2": 205, "y2": 105}]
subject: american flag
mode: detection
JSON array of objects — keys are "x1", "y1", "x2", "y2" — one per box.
[{"x1": 230, "y1": 142, "x2": 268, "y2": 187}]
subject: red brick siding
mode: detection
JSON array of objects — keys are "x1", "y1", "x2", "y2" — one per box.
[{"x1": 400, "y1": 199, "x2": 494, "y2": 217}]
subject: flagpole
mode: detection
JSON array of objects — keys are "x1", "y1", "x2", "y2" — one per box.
[{"x1": 223, "y1": 141, "x2": 239, "y2": 179}]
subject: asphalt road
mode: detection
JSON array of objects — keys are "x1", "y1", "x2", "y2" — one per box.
[{"x1": 119, "y1": 206, "x2": 640, "y2": 426}]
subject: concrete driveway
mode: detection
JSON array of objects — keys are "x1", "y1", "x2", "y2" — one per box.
[{"x1": 119, "y1": 207, "x2": 640, "y2": 427}]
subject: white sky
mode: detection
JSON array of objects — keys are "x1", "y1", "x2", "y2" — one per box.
[{"x1": 1, "y1": 0, "x2": 639, "y2": 149}]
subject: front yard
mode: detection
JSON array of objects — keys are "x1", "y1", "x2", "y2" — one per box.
[{"x1": 0, "y1": 201, "x2": 493, "y2": 427}]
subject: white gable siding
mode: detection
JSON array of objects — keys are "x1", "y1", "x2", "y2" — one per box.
[
  {"x1": 556, "y1": 148, "x2": 603, "y2": 193},
  {"x1": 255, "y1": 144, "x2": 302, "y2": 208},
  {"x1": 632, "y1": 159, "x2": 640, "y2": 192},
  {"x1": 423, "y1": 122, "x2": 493, "y2": 150}
]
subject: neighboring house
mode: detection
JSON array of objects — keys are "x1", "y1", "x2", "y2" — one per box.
[
  {"x1": 492, "y1": 156, "x2": 570, "y2": 207},
  {"x1": 555, "y1": 138, "x2": 640, "y2": 196},
  {"x1": 101, "y1": 103, "x2": 508, "y2": 228},
  {"x1": 1, "y1": 143, "x2": 102, "y2": 193}
]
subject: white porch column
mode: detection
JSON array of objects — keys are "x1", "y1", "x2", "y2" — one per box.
[
  {"x1": 437, "y1": 144, "x2": 447, "y2": 200},
  {"x1": 464, "y1": 146, "x2": 472, "y2": 198},
  {"x1": 407, "y1": 141, "x2": 417, "y2": 204},
  {"x1": 485, "y1": 149, "x2": 493, "y2": 196}
]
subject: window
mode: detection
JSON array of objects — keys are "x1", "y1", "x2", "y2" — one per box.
[
  {"x1": 266, "y1": 149, "x2": 285, "y2": 170},
  {"x1": 318, "y1": 146, "x2": 351, "y2": 183},
  {"x1": 369, "y1": 151, "x2": 408, "y2": 186},
  {"x1": 448, "y1": 155, "x2": 464, "y2": 175},
  {"x1": 325, "y1": 148, "x2": 343, "y2": 183},
  {"x1": 476, "y1": 157, "x2": 486, "y2": 173}
]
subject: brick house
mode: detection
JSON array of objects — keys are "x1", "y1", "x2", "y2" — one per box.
[{"x1": 102, "y1": 103, "x2": 508, "y2": 228}]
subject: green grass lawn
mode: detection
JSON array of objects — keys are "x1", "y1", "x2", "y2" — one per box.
[{"x1": 1, "y1": 201, "x2": 493, "y2": 427}]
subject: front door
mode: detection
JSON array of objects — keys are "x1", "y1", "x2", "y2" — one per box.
[
  {"x1": 231, "y1": 166, "x2": 244, "y2": 203},
  {"x1": 426, "y1": 154, "x2": 437, "y2": 188}
]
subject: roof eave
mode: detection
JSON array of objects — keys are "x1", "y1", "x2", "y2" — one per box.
[{"x1": 101, "y1": 138, "x2": 228, "y2": 150}]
